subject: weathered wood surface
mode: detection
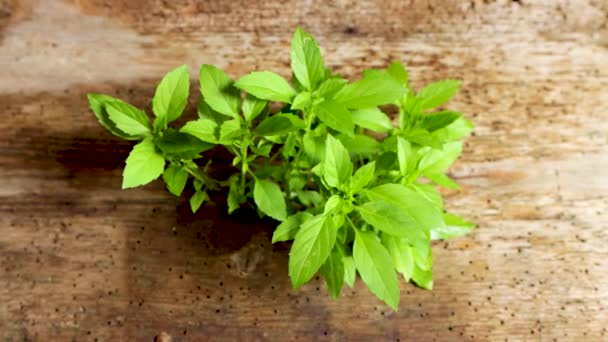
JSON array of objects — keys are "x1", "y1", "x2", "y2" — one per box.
[{"x1": 1, "y1": 0, "x2": 607, "y2": 340}]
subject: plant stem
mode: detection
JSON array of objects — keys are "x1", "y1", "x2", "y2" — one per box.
[{"x1": 240, "y1": 139, "x2": 249, "y2": 194}]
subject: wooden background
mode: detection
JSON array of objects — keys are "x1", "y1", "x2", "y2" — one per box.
[{"x1": 1, "y1": 0, "x2": 607, "y2": 340}]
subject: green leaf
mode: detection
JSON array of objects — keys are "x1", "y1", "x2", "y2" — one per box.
[
  {"x1": 432, "y1": 116, "x2": 474, "y2": 141},
  {"x1": 334, "y1": 74, "x2": 405, "y2": 109},
  {"x1": 199, "y1": 64, "x2": 241, "y2": 118},
  {"x1": 314, "y1": 100, "x2": 354, "y2": 136},
  {"x1": 289, "y1": 214, "x2": 337, "y2": 288},
  {"x1": 87, "y1": 94, "x2": 139, "y2": 140},
  {"x1": 316, "y1": 77, "x2": 347, "y2": 99},
  {"x1": 234, "y1": 71, "x2": 295, "y2": 103},
  {"x1": 291, "y1": 28, "x2": 325, "y2": 90},
  {"x1": 419, "y1": 141, "x2": 463, "y2": 174},
  {"x1": 163, "y1": 164, "x2": 188, "y2": 196},
  {"x1": 426, "y1": 172, "x2": 460, "y2": 190},
  {"x1": 351, "y1": 107, "x2": 393, "y2": 132},
  {"x1": 156, "y1": 129, "x2": 214, "y2": 159},
  {"x1": 122, "y1": 139, "x2": 165, "y2": 189},
  {"x1": 297, "y1": 190, "x2": 323, "y2": 208},
  {"x1": 416, "y1": 79, "x2": 460, "y2": 110},
  {"x1": 253, "y1": 178, "x2": 287, "y2": 221},
  {"x1": 382, "y1": 234, "x2": 414, "y2": 281},
  {"x1": 356, "y1": 201, "x2": 419, "y2": 238},
  {"x1": 419, "y1": 111, "x2": 461, "y2": 132},
  {"x1": 353, "y1": 230, "x2": 400, "y2": 310},
  {"x1": 402, "y1": 129, "x2": 443, "y2": 149},
  {"x1": 336, "y1": 133, "x2": 380, "y2": 156},
  {"x1": 219, "y1": 119, "x2": 242, "y2": 144},
  {"x1": 181, "y1": 118, "x2": 220, "y2": 144},
  {"x1": 190, "y1": 190, "x2": 208, "y2": 213},
  {"x1": 106, "y1": 100, "x2": 151, "y2": 137},
  {"x1": 343, "y1": 256, "x2": 356, "y2": 288},
  {"x1": 431, "y1": 213, "x2": 475, "y2": 240},
  {"x1": 365, "y1": 183, "x2": 444, "y2": 234},
  {"x1": 350, "y1": 161, "x2": 375, "y2": 193},
  {"x1": 302, "y1": 132, "x2": 326, "y2": 164},
  {"x1": 152, "y1": 65, "x2": 190, "y2": 129},
  {"x1": 198, "y1": 99, "x2": 227, "y2": 123},
  {"x1": 324, "y1": 195, "x2": 343, "y2": 215},
  {"x1": 291, "y1": 91, "x2": 311, "y2": 111},
  {"x1": 397, "y1": 136, "x2": 411, "y2": 175},
  {"x1": 227, "y1": 179, "x2": 243, "y2": 214},
  {"x1": 272, "y1": 212, "x2": 313, "y2": 243},
  {"x1": 387, "y1": 61, "x2": 409, "y2": 86},
  {"x1": 242, "y1": 94, "x2": 267, "y2": 122},
  {"x1": 410, "y1": 183, "x2": 443, "y2": 211},
  {"x1": 324, "y1": 135, "x2": 353, "y2": 189},
  {"x1": 412, "y1": 263, "x2": 433, "y2": 290},
  {"x1": 253, "y1": 114, "x2": 305, "y2": 136},
  {"x1": 320, "y1": 247, "x2": 344, "y2": 299}
]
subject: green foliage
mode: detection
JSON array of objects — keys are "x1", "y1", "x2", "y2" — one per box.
[{"x1": 87, "y1": 29, "x2": 475, "y2": 311}]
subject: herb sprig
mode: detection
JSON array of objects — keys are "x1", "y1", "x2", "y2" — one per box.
[{"x1": 87, "y1": 28, "x2": 475, "y2": 310}]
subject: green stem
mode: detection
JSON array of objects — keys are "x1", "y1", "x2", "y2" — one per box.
[{"x1": 240, "y1": 139, "x2": 249, "y2": 195}]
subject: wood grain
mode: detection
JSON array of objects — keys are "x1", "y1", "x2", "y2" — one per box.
[{"x1": 1, "y1": 0, "x2": 607, "y2": 341}]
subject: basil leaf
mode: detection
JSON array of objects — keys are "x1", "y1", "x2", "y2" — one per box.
[
  {"x1": 426, "y1": 172, "x2": 460, "y2": 190},
  {"x1": 289, "y1": 214, "x2": 337, "y2": 288},
  {"x1": 122, "y1": 139, "x2": 165, "y2": 189},
  {"x1": 350, "y1": 161, "x2": 375, "y2": 194},
  {"x1": 302, "y1": 132, "x2": 326, "y2": 164},
  {"x1": 323, "y1": 195, "x2": 343, "y2": 215},
  {"x1": 314, "y1": 100, "x2": 354, "y2": 137},
  {"x1": 381, "y1": 234, "x2": 414, "y2": 281},
  {"x1": 410, "y1": 183, "x2": 443, "y2": 211},
  {"x1": 397, "y1": 136, "x2": 411, "y2": 175},
  {"x1": 253, "y1": 178, "x2": 287, "y2": 221},
  {"x1": 227, "y1": 179, "x2": 243, "y2": 214},
  {"x1": 324, "y1": 135, "x2": 353, "y2": 189},
  {"x1": 431, "y1": 213, "x2": 475, "y2": 240},
  {"x1": 106, "y1": 100, "x2": 151, "y2": 137},
  {"x1": 336, "y1": 133, "x2": 380, "y2": 156},
  {"x1": 365, "y1": 183, "x2": 444, "y2": 234},
  {"x1": 432, "y1": 116, "x2": 474, "y2": 141},
  {"x1": 199, "y1": 64, "x2": 241, "y2": 118},
  {"x1": 190, "y1": 190, "x2": 208, "y2": 213},
  {"x1": 242, "y1": 94, "x2": 267, "y2": 122},
  {"x1": 234, "y1": 71, "x2": 295, "y2": 103},
  {"x1": 419, "y1": 141, "x2": 463, "y2": 174},
  {"x1": 352, "y1": 107, "x2": 393, "y2": 132},
  {"x1": 416, "y1": 79, "x2": 460, "y2": 110},
  {"x1": 87, "y1": 94, "x2": 139, "y2": 140},
  {"x1": 156, "y1": 129, "x2": 214, "y2": 160},
  {"x1": 343, "y1": 256, "x2": 356, "y2": 288},
  {"x1": 272, "y1": 212, "x2": 313, "y2": 243},
  {"x1": 387, "y1": 61, "x2": 409, "y2": 86},
  {"x1": 419, "y1": 111, "x2": 461, "y2": 132},
  {"x1": 316, "y1": 77, "x2": 347, "y2": 99},
  {"x1": 152, "y1": 65, "x2": 190, "y2": 129},
  {"x1": 412, "y1": 263, "x2": 433, "y2": 290},
  {"x1": 402, "y1": 129, "x2": 443, "y2": 149},
  {"x1": 356, "y1": 200, "x2": 420, "y2": 238},
  {"x1": 353, "y1": 229, "x2": 400, "y2": 310},
  {"x1": 334, "y1": 74, "x2": 405, "y2": 109},
  {"x1": 320, "y1": 247, "x2": 344, "y2": 299},
  {"x1": 291, "y1": 28, "x2": 325, "y2": 90},
  {"x1": 253, "y1": 114, "x2": 305, "y2": 136},
  {"x1": 163, "y1": 164, "x2": 188, "y2": 196},
  {"x1": 180, "y1": 118, "x2": 220, "y2": 144},
  {"x1": 291, "y1": 91, "x2": 311, "y2": 111},
  {"x1": 219, "y1": 119, "x2": 242, "y2": 144}
]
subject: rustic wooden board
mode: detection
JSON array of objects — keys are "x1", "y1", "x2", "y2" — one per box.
[{"x1": 1, "y1": 0, "x2": 607, "y2": 341}]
